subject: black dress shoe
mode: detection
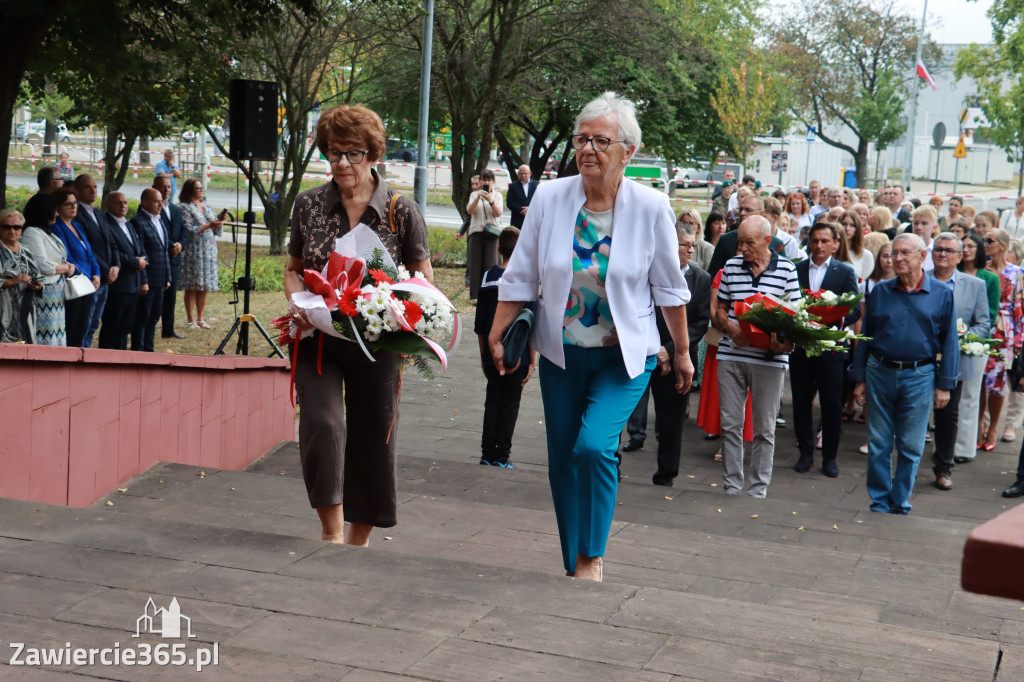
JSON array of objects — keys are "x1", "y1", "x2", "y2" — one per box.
[
  {"x1": 704, "y1": 433, "x2": 721, "y2": 441},
  {"x1": 622, "y1": 439, "x2": 644, "y2": 452},
  {"x1": 1002, "y1": 480, "x2": 1024, "y2": 498},
  {"x1": 794, "y1": 457, "x2": 813, "y2": 473},
  {"x1": 162, "y1": 331, "x2": 186, "y2": 339},
  {"x1": 822, "y1": 461, "x2": 839, "y2": 478},
  {"x1": 652, "y1": 476, "x2": 673, "y2": 487}
]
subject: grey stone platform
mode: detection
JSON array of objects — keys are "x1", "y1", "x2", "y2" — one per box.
[{"x1": 2, "y1": 353, "x2": 1024, "y2": 680}]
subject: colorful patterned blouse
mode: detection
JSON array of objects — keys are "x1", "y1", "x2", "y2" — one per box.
[{"x1": 563, "y1": 208, "x2": 616, "y2": 347}]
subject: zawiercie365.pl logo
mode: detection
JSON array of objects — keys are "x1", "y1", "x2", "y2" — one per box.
[{"x1": 7, "y1": 596, "x2": 219, "y2": 672}]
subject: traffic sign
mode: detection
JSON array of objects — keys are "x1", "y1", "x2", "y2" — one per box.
[
  {"x1": 932, "y1": 122, "x2": 946, "y2": 148},
  {"x1": 806, "y1": 126, "x2": 817, "y2": 142},
  {"x1": 954, "y1": 133, "x2": 967, "y2": 159}
]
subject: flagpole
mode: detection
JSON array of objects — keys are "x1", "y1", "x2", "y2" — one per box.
[{"x1": 901, "y1": 0, "x2": 928, "y2": 191}]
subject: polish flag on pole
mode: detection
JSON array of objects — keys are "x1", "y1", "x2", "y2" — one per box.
[{"x1": 916, "y1": 58, "x2": 937, "y2": 90}]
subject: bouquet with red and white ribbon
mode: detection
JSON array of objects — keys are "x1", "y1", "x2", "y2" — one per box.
[
  {"x1": 800, "y1": 288, "x2": 862, "y2": 325},
  {"x1": 273, "y1": 226, "x2": 460, "y2": 377}
]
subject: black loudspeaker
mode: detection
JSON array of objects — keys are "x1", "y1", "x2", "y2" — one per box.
[{"x1": 228, "y1": 79, "x2": 278, "y2": 161}]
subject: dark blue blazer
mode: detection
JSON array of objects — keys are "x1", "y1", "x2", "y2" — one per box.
[
  {"x1": 506, "y1": 179, "x2": 539, "y2": 229},
  {"x1": 795, "y1": 258, "x2": 862, "y2": 328},
  {"x1": 159, "y1": 202, "x2": 189, "y2": 268},
  {"x1": 103, "y1": 213, "x2": 147, "y2": 295},
  {"x1": 130, "y1": 212, "x2": 171, "y2": 291},
  {"x1": 76, "y1": 206, "x2": 113, "y2": 278}
]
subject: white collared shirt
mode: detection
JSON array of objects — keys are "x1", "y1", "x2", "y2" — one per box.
[
  {"x1": 113, "y1": 215, "x2": 133, "y2": 243},
  {"x1": 145, "y1": 210, "x2": 165, "y2": 247},
  {"x1": 808, "y1": 256, "x2": 831, "y2": 291}
]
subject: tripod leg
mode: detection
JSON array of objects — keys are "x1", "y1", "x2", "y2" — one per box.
[
  {"x1": 214, "y1": 318, "x2": 242, "y2": 355},
  {"x1": 252, "y1": 318, "x2": 286, "y2": 358}
]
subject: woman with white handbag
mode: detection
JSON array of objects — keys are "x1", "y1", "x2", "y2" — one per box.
[
  {"x1": 50, "y1": 187, "x2": 100, "y2": 347},
  {"x1": 20, "y1": 193, "x2": 77, "y2": 346}
]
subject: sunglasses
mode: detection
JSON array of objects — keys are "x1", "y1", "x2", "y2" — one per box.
[{"x1": 0, "y1": 224, "x2": 24, "y2": 230}]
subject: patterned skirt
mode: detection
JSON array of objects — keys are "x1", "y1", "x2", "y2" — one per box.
[{"x1": 35, "y1": 281, "x2": 66, "y2": 346}]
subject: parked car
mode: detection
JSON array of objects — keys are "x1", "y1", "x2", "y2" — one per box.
[
  {"x1": 672, "y1": 166, "x2": 712, "y2": 189},
  {"x1": 182, "y1": 126, "x2": 227, "y2": 146},
  {"x1": 543, "y1": 153, "x2": 569, "y2": 178},
  {"x1": 15, "y1": 121, "x2": 71, "y2": 143},
  {"x1": 386, "y1": 138, "x2": 417, "y2": 163}
]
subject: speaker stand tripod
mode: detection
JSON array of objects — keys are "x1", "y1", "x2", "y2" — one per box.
[{"x1": 215, "y1": 159, "x2": 285, "y2": 358}]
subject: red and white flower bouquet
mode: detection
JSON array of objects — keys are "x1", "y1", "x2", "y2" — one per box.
[{"x1": 273, "y1": 226, "x2": 460, "y2": 378}]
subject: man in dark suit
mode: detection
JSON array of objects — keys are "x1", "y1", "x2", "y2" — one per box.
[
  {"x1": 74, "y1": 174, "x2": 115, "y2": 347},
  {"x1": 154, "y1": 174, "x2": 188, "y2": 338},
  {"x1": 99, "y1": 192, "x2": 148, "y2": 350},
  {"x1": 791, "y1": 222, "x2": 861, "y2": 477},
  {"x1": 130, "y1": 188, "x2": 171, "y2": 352},
  {"x1": 506, "y1": 165, "x2": 538, "y2": 229}
]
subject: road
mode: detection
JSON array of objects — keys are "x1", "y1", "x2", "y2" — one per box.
[{"x1": 5, "y1": 173, "x2": 469, "y2": 230}]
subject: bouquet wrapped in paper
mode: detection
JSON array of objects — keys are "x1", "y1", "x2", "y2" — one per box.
[
  {"x1": 957, "y1": 318, "x2": 1002, "y2": 358},
  {"x1": 274, "y1": 225, "x2": 460, "y2": 379},
  {"x1": 735, "y1": 292, "x2": 869, "y2": 357},
  {"x1": 800, "y1": 288, "x2": 863, "y2": 325}
]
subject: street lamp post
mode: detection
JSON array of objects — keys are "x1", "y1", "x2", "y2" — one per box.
[{"x1": 414, "y1": 0, "x2": 435, "y2": 213}]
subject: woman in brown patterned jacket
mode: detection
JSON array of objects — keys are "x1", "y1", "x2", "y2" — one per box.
[{"x1": 284, "y1": 105, "x2": 433, "y2": 545}]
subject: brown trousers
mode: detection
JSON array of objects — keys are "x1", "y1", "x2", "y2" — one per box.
[{"x1": 293, "y1": 332, "x2": 401, "y2": 527}]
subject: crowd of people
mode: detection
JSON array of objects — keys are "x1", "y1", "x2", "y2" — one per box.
[{"x1": 0, "y1": 152, "x2": 224, "y2": 349}]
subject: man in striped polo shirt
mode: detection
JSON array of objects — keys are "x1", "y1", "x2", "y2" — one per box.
[{"x1": 715, "y1": 216, "x2": 800, "y2": 497}]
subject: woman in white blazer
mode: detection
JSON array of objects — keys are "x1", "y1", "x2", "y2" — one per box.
[{"x1": 488, "y1": 92, "x2": 693, "y2": 582}]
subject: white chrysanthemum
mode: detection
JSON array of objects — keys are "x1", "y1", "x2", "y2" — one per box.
[
  {"x1": 820, "y1": 290, "x2": 838, "y2": 302},
  {"x1": 364, "y1": 316, "x2": 384, "y2": 340},
  {"x1": 396, "y1": 265, "x2": 411, "y2": 281}
]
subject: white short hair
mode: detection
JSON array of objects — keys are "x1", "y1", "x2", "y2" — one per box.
[
  {"x1": 575, "y1": 91, "x2": 642, "y2": 149},
  {"x1": 893, "y1": 233, "x2": 926, "y2": 251}
]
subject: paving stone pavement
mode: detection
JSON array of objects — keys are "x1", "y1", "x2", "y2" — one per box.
[{"x1": 2, "y1": 350, "x2": 1024, "y2": 680}]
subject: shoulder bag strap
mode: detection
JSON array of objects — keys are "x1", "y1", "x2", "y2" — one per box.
[{"x1": 388, "y1": 193, "x2": 401, "y2": 234}]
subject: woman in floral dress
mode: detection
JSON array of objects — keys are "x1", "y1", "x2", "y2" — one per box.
[
  {"x1": 178, "y1": 178, "x2": 224, "y2": 329},
  {"x1": 979, "y1": 228, "x2": 1024, "y2": 450}
]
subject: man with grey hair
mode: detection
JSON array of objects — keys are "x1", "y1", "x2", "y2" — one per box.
[
  {"x1": 714, "y1": 216, "x2": 799, "y2": 497},
  {"x1": 155, "y1": 149, "x2": 183, "y2": 199},
  {"x1": 850, "y1": 233, "x2": 959, "y2": 514},
  {"x1": 706, "y1": 195, "x2": 786, "y2": 278},
  {"x1": 507, "y1": 164, "x2": 538, "y2": 230},
  {"x1": 928, "y1": 232, "x2": 990, "y2": 490}
]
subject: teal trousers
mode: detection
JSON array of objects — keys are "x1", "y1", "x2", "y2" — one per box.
[{"x1": 539, "y1": 345, "x2": 656, "y2": 573}]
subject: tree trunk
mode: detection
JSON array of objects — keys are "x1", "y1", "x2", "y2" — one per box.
[
  {"x1": 854, "y1": 140, "x2": 870, "y2": 189},
  {"x1": 0, "y1": 2, "x2": 68, "y2": 208}
]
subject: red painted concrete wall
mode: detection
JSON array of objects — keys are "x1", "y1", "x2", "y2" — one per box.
[{"x1": 0, "y1": 344, "x2": 294, "y2": 507}]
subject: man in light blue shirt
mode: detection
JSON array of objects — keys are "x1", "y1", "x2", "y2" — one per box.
[{"x1": 154, "y1": 149, "x2": 182, "y2": 199}]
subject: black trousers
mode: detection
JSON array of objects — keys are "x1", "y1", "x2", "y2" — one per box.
[
  {"x1": 64, "y1": 292, "x2": 94, "y2": 348},
  {"x1": 932, "y1": 380, "x2": 963, "y2": 475},
  {"x1": 99, "y1": 291, "x2": 138, "y2": 350},
  {"x1": 132, "y1": 287, "x2": 164, "y2": 352},
  {"x1": 650, "y1": 369, "x2": 687, "y2": 484},
  {"x1": 481, "y1": 362, "x2": 528, "y2": 463},
  {"x1": 790, "y1": 349, "x2": 846, "y2": 464},
  {"x1": 161, "y1": 265, "x2": 180, "y2": 335}
]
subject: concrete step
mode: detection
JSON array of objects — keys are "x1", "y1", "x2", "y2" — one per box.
[
  {"x1": 0, "y1": 490, "x2": 1006, "y2": 681},
  {"x1": 86, "y1": 449, "x2": 1024, "y2": 658}
]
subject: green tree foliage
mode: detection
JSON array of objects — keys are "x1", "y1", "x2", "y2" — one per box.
[
  {"x1": 771, "y1": 0, "x2": 940, "y2": 187},
  {"x1": 711, "y1": 52, "x2": 782, "y2": 168},
  {"x1": 954, "y1": 44, "x2": 1024, "y2": 194}
]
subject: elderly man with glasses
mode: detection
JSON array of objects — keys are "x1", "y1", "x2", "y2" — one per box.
[
  {"x1": 850, "y1": 233, "x2": 959, "y2": 514},
  {"x1": 927, "y1": 232, "x2": 990, "y2": 491}
]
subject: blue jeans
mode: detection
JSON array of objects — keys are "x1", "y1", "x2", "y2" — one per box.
[
  {"x1": 865, "y1": 355, "x2": 936, "y2": 513},
  {"x1": 539, "y1": 345, "x2": 655, "y2": 573},
  {"x1": 83, "y1": 283, "x2": 108, "y2": 348}
]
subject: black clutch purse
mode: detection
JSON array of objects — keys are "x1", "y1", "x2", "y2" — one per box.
[{"x1": 502, "y1": 308, "x2": 534, "y2": 369}]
